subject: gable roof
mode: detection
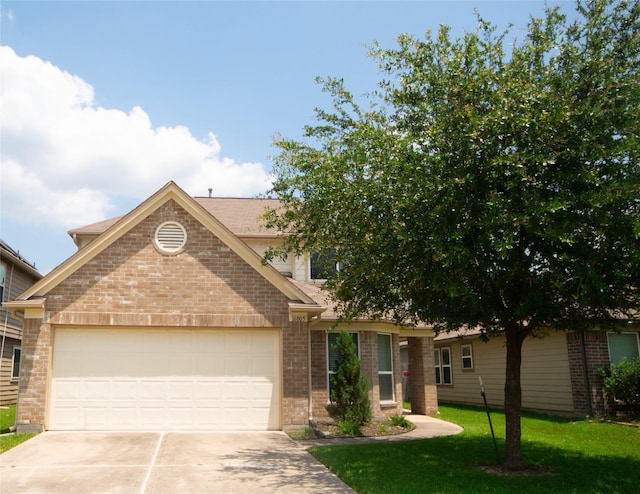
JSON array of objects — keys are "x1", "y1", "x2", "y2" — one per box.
[
  {"x1": 13, "y1": 182, "x2": 316, "y2": 306},
  {"x1": 0, "y1": 239, "x2": 42, "y2": 279},
  {"x1": 68, "y1": 197, "x2": 283, "y2": 239}
]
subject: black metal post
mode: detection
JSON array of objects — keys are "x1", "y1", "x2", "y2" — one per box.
[{"x1": 479, "y1": 376, "x2": 501, "y2": 465}]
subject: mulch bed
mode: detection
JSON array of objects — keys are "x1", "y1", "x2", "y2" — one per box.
[{"x1": 311, "y1": 419, "x2": 416, "y2": 438}]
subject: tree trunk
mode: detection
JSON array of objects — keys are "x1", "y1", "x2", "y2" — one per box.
[{"x1": 503, "y1": 323, "x2": 527, "y2": 470}]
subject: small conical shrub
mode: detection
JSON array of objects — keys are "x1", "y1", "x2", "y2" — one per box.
[{"x1": 326, "y1": 330, "x2": 372, "y2": 425}]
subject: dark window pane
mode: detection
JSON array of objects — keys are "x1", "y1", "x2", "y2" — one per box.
[
  {"x1": 608, "y1": 333, "x2": 640, "y2": 364},
  {"x1": 12, "y1": 348, "x2": 21, "y2": 378},
  {"x1": 379, "y1": 374, "x2": 393, "y2": 401},
  {"x1": 377, "y1": 334, "x2": 392, "y2": 371},
  {"x1": 442, "y1": 348, "x2": 451, "y2": 365},
  {"x1": 443, "y1": 367, "x2": 452, "y2": 384},
  {"x1": 311, "y1": 250, "x2": 339, "y2": 279}
]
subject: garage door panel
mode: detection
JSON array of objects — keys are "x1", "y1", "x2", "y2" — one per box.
[
  {"x1": 111, "y1": 407, "x2": 137, "y2": 428},
  {"x1": 51, "y1": 328, "x2": 280, "y2": 431},
  {"x1": 196, "y1": 356, "x2": 224, "y2": 375},
  {"x1": 140, "y1": 381, "x2": 165, "y2": 400},
  {"x1": 224, "y1": 355, "x2": 250, "y2": 375},
  {"x1": 169, "y1": 353, "x2": 198, "y2": 374},
  {"x1": 225, "y1": 332, "x2": 249, "y2": 353},
  {"x1": 84, "y1": 381, "x2": 110, "y2": 400},
  {"x1": 111, "y1": 381, "x2": 137, "y2": 400},
  {"x1": 167, "y1": 381, "x2": 194, "y2": 400},
  {"x1": 195, "y1": 381, "x2": 221, "y2": 400}
]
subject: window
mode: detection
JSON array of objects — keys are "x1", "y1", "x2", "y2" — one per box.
[
  {"x1": 0, "y1": 261, "x2": 6, "y2": 303},
  {"x1": 327, "y1": 332, "x2": 359, "y2": 397},
  {"x1": 607, "y1": 332, "x2": 640, "y2": 364},
  {"x1": 310, "y1": 250, "x2": 341, "y2": 280},
  {"x1": 434, "y1": 347, "x2": 452, "y2": 385},
  {"x1": 378, "y1": 334, "x2": 394, "y2": 401},
  {"x1": 11, "y1": 347, "x2": 21, "y2": 380},
  {"x1": 461, "y1": 344, "x2": 474, "y2": 369}
]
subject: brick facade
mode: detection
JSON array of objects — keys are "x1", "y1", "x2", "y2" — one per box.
[
  {"x1": 310, "y1": 329, "x2": 404, "y2": 422},
  {"x1": 566, "y1": 330, "x2": 610, "y2": 416},
  {"x1": 407, "y1": 336, "x2": 438, "y2": 415},
  {"x1": 16, "y1": 200, "x2": 307, "y2": 431},
  {"x1": 15, "y1": 319, "x2": 50, "y2": 432},
  {"x1": 14, "y1": 194, "x2": 434, "y2": 431}
]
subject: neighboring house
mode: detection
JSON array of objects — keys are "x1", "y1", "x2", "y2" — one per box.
[
  {"x1": 0, "y1": 240, "x2": 42, "y2": 406},
  {"x1": 5, "y1": 181, "x2": 437, "y2": 432},
  {"x1": 432, "y1": 325, "x2": 640, "y2": 417}
]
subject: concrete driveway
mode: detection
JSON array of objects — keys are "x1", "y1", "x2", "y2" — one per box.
[{"x1": 0, "y1": 431, "x2": 354, "y2": 493}]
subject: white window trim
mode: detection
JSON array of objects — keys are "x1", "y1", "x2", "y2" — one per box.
[
  {"x1": 327, "y1": 332, "x2": 360, "y2": 401},
  {"x1": 11, "y1": 346, "x2": 20, "y2": 381},
  {"x1": 461, "y1": 343, "x2": 474, "y2": 370},
  {"x1": 435, "y1": 347, "x2": 453, "y2": 385},
  {"x1": 378, "y1": 333, "x2": 394, "y2": 403}
]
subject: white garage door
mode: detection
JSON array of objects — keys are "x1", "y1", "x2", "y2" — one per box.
[{"x1": 50, "y1": 328, "x2": 280, "y2": 431}]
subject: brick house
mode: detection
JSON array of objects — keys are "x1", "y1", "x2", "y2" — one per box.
[
  {"x1": 431, "y1": 326, "x2": 639, "y2": 417},
  {"x1": 5, "y1": 181, "x2": 437, "y2": 432},
  {"x1": 1, "y1": 240, "x2": 42, "y2": 406}
]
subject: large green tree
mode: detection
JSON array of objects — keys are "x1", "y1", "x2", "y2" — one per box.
[{"x1": 265, "y1": 0, "x2": 640, "y2": 469}]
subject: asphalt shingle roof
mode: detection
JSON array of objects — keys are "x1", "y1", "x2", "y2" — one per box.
[{"x1": 68, "y1": 197, "x2": 284, "y2": 237}]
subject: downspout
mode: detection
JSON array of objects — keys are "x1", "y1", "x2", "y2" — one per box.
[
  {"x1": 580, "y1": 331, "x2": 594, "y2": 417},
  {"x1": 308, "y1": 317, "x2": 315, "y2": 424}
]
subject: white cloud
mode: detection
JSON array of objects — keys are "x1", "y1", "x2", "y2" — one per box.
[
  {"x1": 0, "y1": 45, "x2": 273, "y2": 229},
  {"x1": 1, "y1": 8, "x2": 15, "y2": 23}
]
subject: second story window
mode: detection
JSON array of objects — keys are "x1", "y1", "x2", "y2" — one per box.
[
  {"x1": 0, "y1": 261, "x2": 6, "y2": 303},
  {"x1": 310, "y1": 249, "x2": 342, "y2": 280}
]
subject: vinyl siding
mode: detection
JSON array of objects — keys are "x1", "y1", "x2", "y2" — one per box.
[
  {"x1": 1, "y1": 250, "x2": 42, "y2": 406},
  {"x1": 435, "y1": 330, "x2": 574, "y2": 415},
  {"x1": 0, "y1": 338, "x2": 20, "y2": 406},
  {"x1": 1, "y1": 263, "x2": 41, "y2": 339},
  {"x1": 244, "y1": 239, "x2": 295, "y2": 277}
]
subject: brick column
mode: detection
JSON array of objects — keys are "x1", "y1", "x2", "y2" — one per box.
[
  {"x1": 566, "y1": 330, "x2": 610, "y2": 417},
  {"x1": 359, "y1": 331, "x2": 379, "y2": 414},
  {"x1": 281, "y1": 320, "x2": 310, "y2": 427},
  {"x1": 408, "y1": 336, "x2": 438, "y2": 415},
  {"x1": 16, "y1": 319, "x2": 50, "y2": 433}
]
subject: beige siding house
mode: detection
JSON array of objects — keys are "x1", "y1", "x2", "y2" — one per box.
[
  {"x1": 433, "y1": 326, "x2": 640, "y2": 417},
  {"x1": 1, "y1": 240, "x2": 42, "y2": 406},
  {"x1": 6, "y1": 182, "x2": 437, "y2": 432}
]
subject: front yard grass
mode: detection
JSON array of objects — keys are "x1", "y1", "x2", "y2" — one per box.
[
  {"x1": 0, "y1": 405, "x2": 16, "y2": 434},
  {"x1": 0, "y1": 405, "x2": 35, "y2": 453},
  {"x1": 309, "y1": 403, "x2": 640, "y2": 493}
]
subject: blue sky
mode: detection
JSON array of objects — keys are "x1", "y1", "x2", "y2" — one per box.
[{"x1": 1, "y1": 1, "x2": 573, "y2": 274}]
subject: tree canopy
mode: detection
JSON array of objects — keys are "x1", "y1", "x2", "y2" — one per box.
[{"x1": 265, "y1": 0, "x2": 639, "y2": 469}]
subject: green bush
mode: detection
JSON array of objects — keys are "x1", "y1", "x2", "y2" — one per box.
[
  {"x1": 388, "y1": 415, "x2": 411, "y2": 428},
  {"x1": 337, "y1": 420, "x2": 363, "y2": 436},
  {"x1": 601, "y1": 357, "x2": 640, "y2": 418},
  {"x1": 326, "y1": 330, "x2": 372, "y2": 425}
]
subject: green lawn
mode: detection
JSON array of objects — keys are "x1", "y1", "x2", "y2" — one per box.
[
  {"x1": 309, "y1": 404, "x2": 640, "y2": 494},
  {"x1": 0, "y1": 405, "x2": 35, "y2": 453},
  {"x1": 0, "y1": 405, "x2": 16, "y2": 434}
]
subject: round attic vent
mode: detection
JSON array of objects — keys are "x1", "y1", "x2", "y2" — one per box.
[{"x1": 154, "y1": 221, "x2": 187, "y2": 253}]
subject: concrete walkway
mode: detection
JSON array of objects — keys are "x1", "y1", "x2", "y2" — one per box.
[{"x1": 0, "y1": 415, "x2": 462, "y2": 493}]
